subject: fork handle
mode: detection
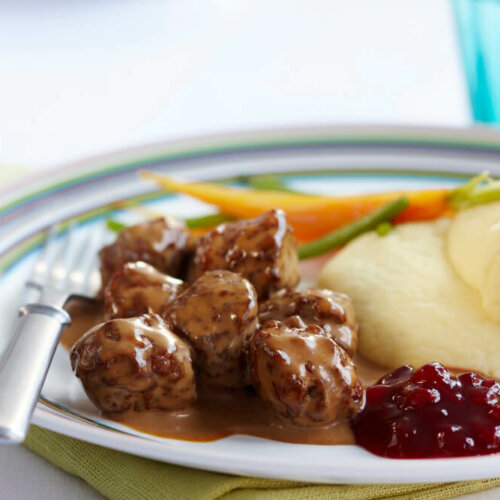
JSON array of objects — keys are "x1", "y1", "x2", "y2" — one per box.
[{"x1": 0, "y1": 303, "x2": 70, "y2": 444}]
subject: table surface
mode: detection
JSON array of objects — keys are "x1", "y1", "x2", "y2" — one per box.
[{"x1": 0, "y1": 0, "x2": 497, "y2": 498}]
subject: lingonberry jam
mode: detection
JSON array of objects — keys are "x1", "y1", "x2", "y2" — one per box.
[{"x1": 352, "y1": 363, "x2": 500, "y2": 458}]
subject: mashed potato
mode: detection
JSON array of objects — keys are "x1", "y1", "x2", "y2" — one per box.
[
  {"x1": 447, "y1": 201, "x2": 500, "y2": 323},
  {"x1": 318, "y1": 219, "x2": 500, "y2": 378}
]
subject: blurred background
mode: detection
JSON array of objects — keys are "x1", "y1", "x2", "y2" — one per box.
[{"x1": 0, "y1": 0, "x2": 471, "y2": 170}]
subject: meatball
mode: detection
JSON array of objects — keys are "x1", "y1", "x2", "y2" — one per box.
[
  {"x1": 70, "y1": 314, "x2": 196, "y2": 413},
  {"x1": 249, "y1": 318, "x2": 363, "y2": 426},
  {"x1": 190, "y1": 209, "x2": 300, "y2": 298},
  {"x1": 259, "y1": 288, "x2": 358, "y2": 356},
  {"x1": 164, "y1": 270, "x2": 258, "y2": 388},
  {"x1": 99, "y1": 217, "x2": 189, "y2": 292},
  {"x1": 104, "y1": 261, "x2": 184, "y2": 320}
]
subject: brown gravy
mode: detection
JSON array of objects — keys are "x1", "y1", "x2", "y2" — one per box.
[
  {"x1": 61, "y1": 299, "x2": 104, "y2": 350},
  {"x1": 62, "y1": 299, "x2": 387, "y2": 445}
]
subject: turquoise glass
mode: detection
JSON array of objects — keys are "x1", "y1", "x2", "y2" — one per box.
[{"x1": 454, "y1": 0, "x2": 500, "y2": 123}]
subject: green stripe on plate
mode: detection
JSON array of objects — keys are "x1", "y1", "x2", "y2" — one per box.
[{"x1": 1, "y1": 132, "x2": 498, "y2": 216}]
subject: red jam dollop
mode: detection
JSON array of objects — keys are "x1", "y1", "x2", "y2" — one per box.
[{"x1": 352, "y1": 363, "x2": 500, "y2": 458}]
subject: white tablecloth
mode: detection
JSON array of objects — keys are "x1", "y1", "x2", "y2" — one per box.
[{"x1": 0, "y1": 0, "x2": 497, "y2": 498}]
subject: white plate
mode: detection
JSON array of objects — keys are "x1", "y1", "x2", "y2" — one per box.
[{"x1": 2, "y1": 125, "x2": 500, "y2": 484}]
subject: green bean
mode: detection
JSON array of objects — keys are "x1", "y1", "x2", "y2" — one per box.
[
  {"x1": 184, "y1": 213, "x2": 233, "y2": 229},
  {"x1": 297, "y1": 197, "x2": 409, "y2": 260},
  {"x1": 376, "y1": 221, "x2": 394, "y2": 236},
  {"x1": 106, "y1": 218, "x2": 127, "y2": 232},
  {"x1": 246, "y1": 175, "x2": 301, "y2": 194},
  {"x1": 106, "y1": 212, "x2": 233, "y2": 233},
  {"x1": 447, "y1": 172, "x2": 500, "y2": 210}
]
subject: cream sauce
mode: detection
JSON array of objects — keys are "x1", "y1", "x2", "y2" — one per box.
[
  {"x1": 62, "y1": 299, "x2": 387, "y2": 445},
  {"x1": 61, "y1": 298, "x2": 104, "y2": 350}
]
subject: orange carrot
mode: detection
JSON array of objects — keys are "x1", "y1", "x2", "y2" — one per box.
[
  {"x1": 141, "y1": 171, "x2": 454, "y2": 241},
  {"x1": 289, "y1": 190, "x2": 450, "y2": 240}
]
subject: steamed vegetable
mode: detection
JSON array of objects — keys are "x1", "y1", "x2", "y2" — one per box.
[
  {"x1": 376, "y1": 221, "x2": 394, "y2": 236},
  {"x1": 245, "y1": 174, "x2": 301, "y2": 194},
  {"x1": 140, "y1": 171, "x2": 449, "y2": 240},
  {"x1": 107, "y1": 213, "x2": 232, "y2": 233},
  {"x1": 140, "y1": 171, "x2": 500, "y2": 241},
  {"x1": 184, "y1": 213, "x2": 233, "y2": 229},
  {"x1": 297, "y1": 197, "x2": 408, "y2": 259},
  {"x1": 447, "y1": 172, "x2": 500, "y2": 209},
  {"x1": 106, "y1": 219, "x2": 127, "y2": 232}
]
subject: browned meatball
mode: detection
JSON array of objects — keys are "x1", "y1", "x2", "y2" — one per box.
[
  {"x1": 249, "y1": 318, "x2": 363, "y2": 426},
  {"x1": 99, "y1": 217, "x2": 189, "y2": 292},
  {"x1": 258, "y1": 288, "x2": 358, "y2": 356},
  {"x1": 104, "y1": 261, "x2": 184, "y2": 320},
  {"x1": 190, "y1": 209, "x2": 300, "y2": 298},
  {"x1": 164, "y1": 270, "x2": 258, "y2": 388},
  {"x1": 70, "y1": 314, "x2": 196, "y2": 413}
]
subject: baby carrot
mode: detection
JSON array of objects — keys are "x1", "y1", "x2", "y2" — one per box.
[
  {"x1": 140, "y1": 171, "x2": 449, "y2": 240},
  {"x1": 297, "y1": 197, "x2": 408, "y2": 259}
]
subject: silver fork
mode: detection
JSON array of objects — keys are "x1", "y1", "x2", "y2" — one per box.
[{"x1": 0, "y1": 222, "x2": 105, "y2": 444}]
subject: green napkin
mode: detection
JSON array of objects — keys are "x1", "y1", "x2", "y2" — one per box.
[{"x1": 25, "y1": 426, "x2": 500, "y2": 500}]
